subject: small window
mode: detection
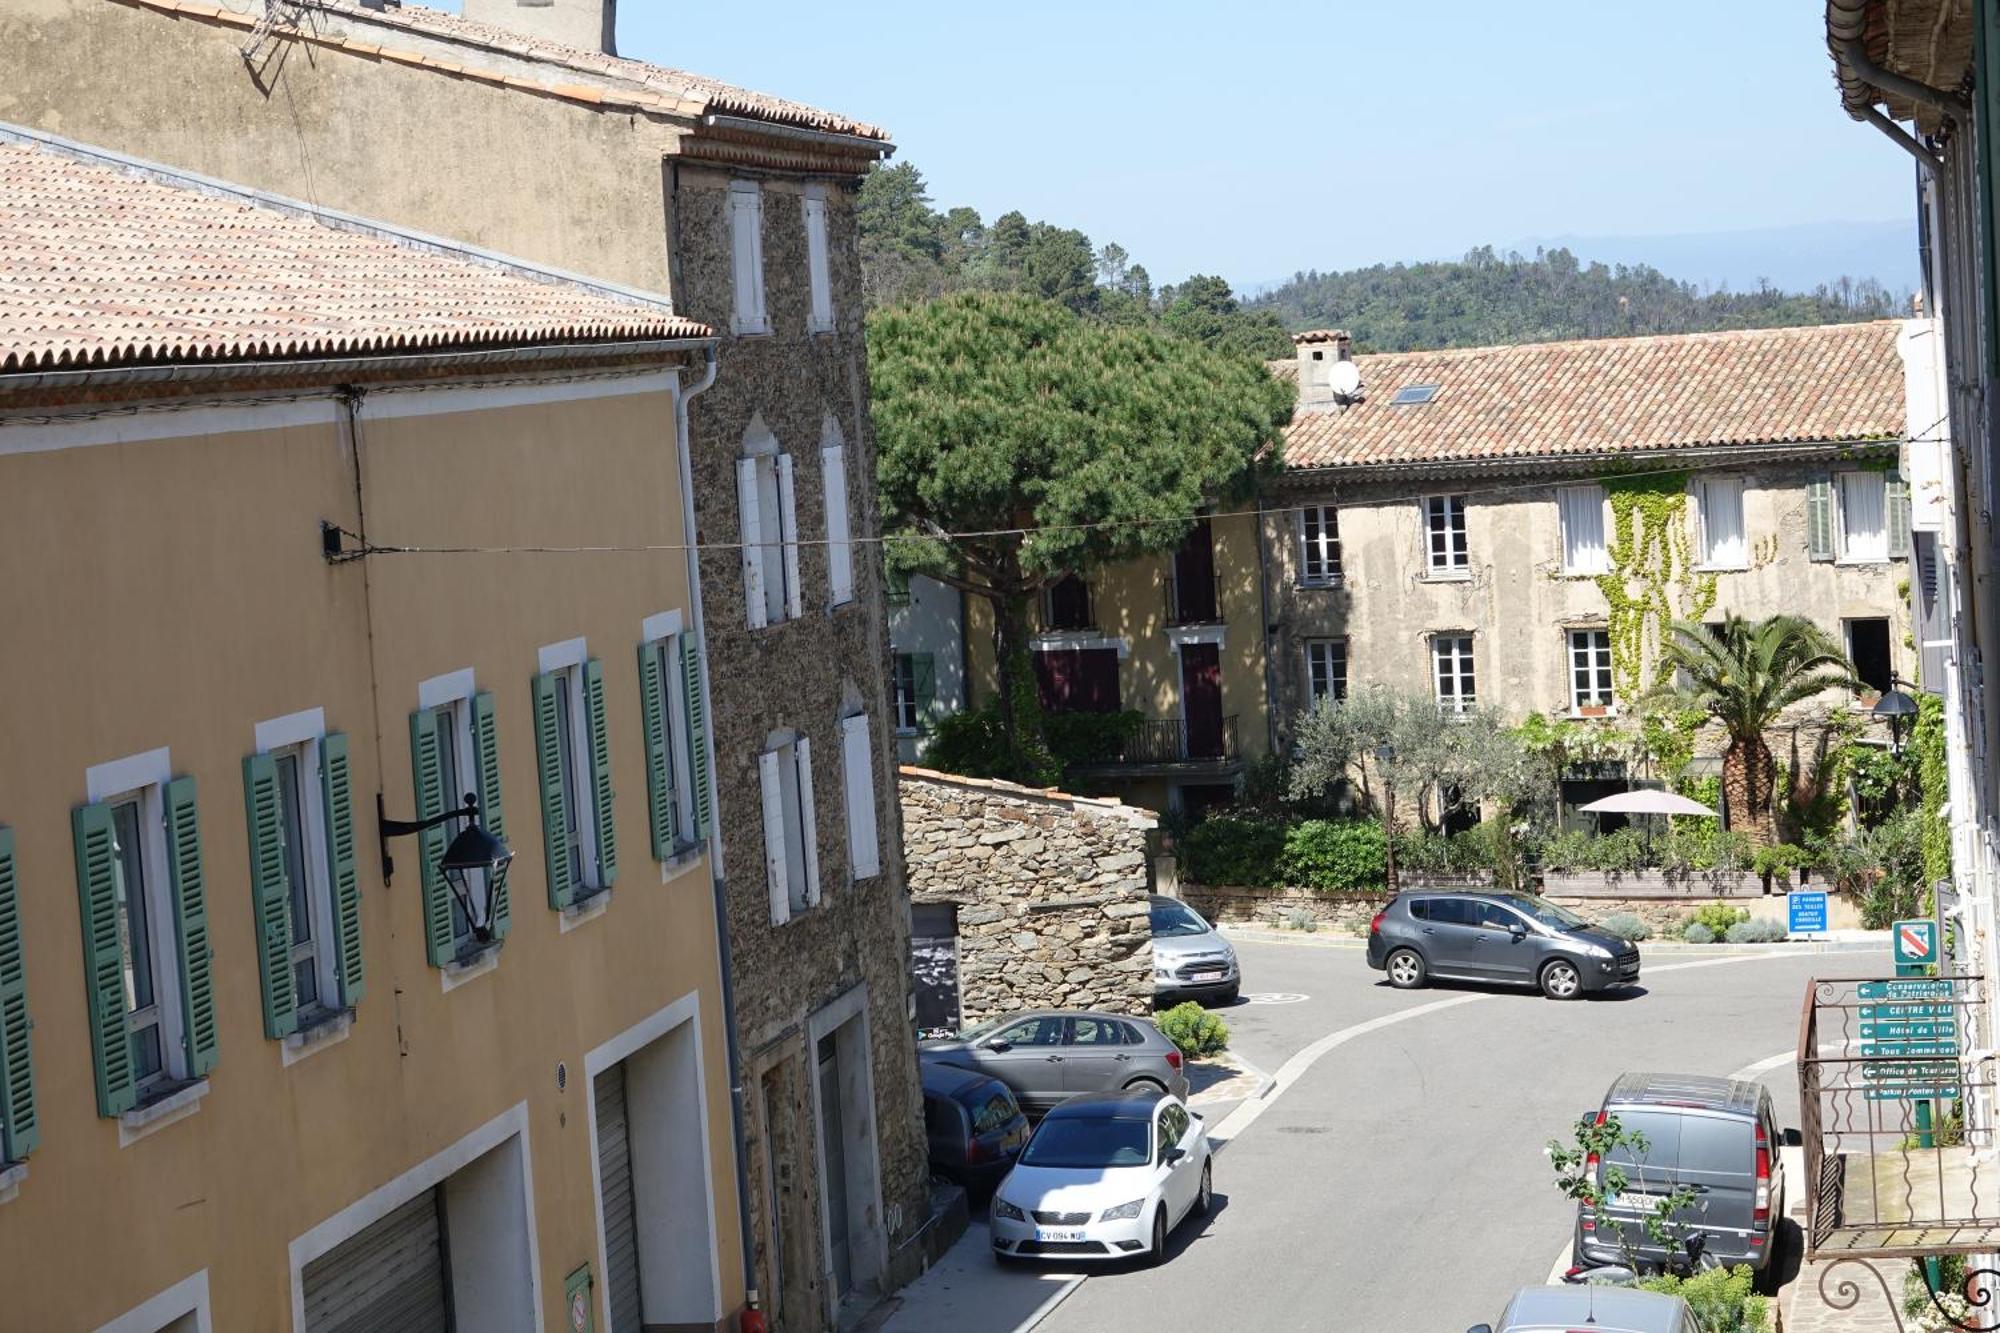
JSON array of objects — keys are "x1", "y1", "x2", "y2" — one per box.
[
  {"x1": 737, "y1": 424, "x2": 798, "y2": 629},
  {"x1": 1696, "y1": 476, "x2": 1747, "y2": 568},
  {"x1": 1559, "y1": 485, "x2": 1609, "y2": 574},
  {"x1": 1568, "y1": 629, "x2": 1614, "y2": 713},
  {"x1": 1305, "y1": 638, "x2": 1348, "y2": 704},
  {"x1": 1848, "y1": 618, "x2": 1894, "y2": 696},
  {"x1": 1431, "y1": 634, "x2": 1476, "y2": 713},
  {"x1": 729, "y1": 180, "x2": 768, "y2": 335},
  {"x1": 1836, "y1": 470, "x2": 1889, "y2": 563},
  {"x1": 640, "y1": 630, "x2": 707, "y2": 862},
  {"x1": 1298, "y1": 505, "x2": 1343, "y2": 586},
  {"x1": 804, "y1": 187, "x2": 834, "y2": 333},
  {"x1": 431, "y1": 702, "x2": 482, "y2": 952},
  {"x1": 761, "y1": 732, "x2": 820, "y2": 923},
  {"x1": 892, "y1": 654, "x2": 935, "y2": 733},
  {"x1": 1424, "y1": 495, "x2": 1469, "y2": 574},
  {"x1": 109, "y1": 797, "x2": 170, "y2": 1096},
  {"x1": 1391, "y1": 384, "x2": 1439, "y2": 405},
  {"x1": 1043, "y1": 575, "x2": 1094, "y2": 631},
  {"x1": 822, "y1": 421, "x2": 854, "y2": 605}
]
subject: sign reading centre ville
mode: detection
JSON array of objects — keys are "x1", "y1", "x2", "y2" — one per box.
[{"x1": 1894, "y1": 919, "x2": 1940, "y2": 968}]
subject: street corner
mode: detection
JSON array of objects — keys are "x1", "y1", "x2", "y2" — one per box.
[{"x1": 1185, "y1": 1048, "x2": 1270, "y2": 1115}]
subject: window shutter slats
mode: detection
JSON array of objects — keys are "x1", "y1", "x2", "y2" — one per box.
[
  {"x1": 469, "y1": 692, "x2": 509, "y2": 939},
  {"x1": 164, "y1": 776, "x2": 218, "y2": 1077},
  {"x1": 841, "y1": 715, "x2": 881, "y2": 880},
  {"x1": 639, "y1": 642, "x2": 676, "y2": 861},
  {"x1": 796, "y1": 737, "x2": 822, "y2": 906},
  {"x1": 1806, "y1": 476, "x2": 1835, "y2": 561},
  {"x1": 409, "y1": 708, "x2": 455, "y2": 967},
  {"x1": 914, "y1": 654, "x2": 937, "y2": 723},
  {"x1": 242, "y1": 753, "x2": 299, "y2": 1039},
  {"x1": 778, "y1": 453, "x2": 803, "y2": 621},
  {"x1": 823, "y1": 443, "x2": 854, "y2": 604},
  {"x1": 806, "y1": 194, "x2": 834, "y2": 331},
  {"x1": 0, "y1": 828, "x2": 38, "y2": 1159},
  {"x1": 320, "y1": 732, "x2": 364, "y2": 1005},
  {"x1": 1889, "y1": 475, "x2": 1913, "y2": 558},
  {"x1": 737, "y1": 457, "x2": 767, "y2": 630},
  {"x1": 761, "y1": 750, "x2": 790, "y2": 925},
  {"x1": 532, "y1": 673, "x2": 575, "y2": 910},
  {"x1": 72, "y1": 802, "x2": 136, "y2": 1116},
  {"x1": 584, "y1": 659, "x2": 617, "y2": 887},
  {"x1": 731, "y1": 187, "x2": 766, "y2": 332},
  {"x1": 682, "y1": 636, "x2": 713, "y2": 840}
]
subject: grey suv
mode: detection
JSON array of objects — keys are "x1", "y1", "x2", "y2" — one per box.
[
  {"x1": 919, "y1": 1011, "x2": 1190, "y2": 1113},
  {"x1": 1572, "y1": 1072, "x2": 1786, "y2": 1282},
  {"x1": 1366, "y1": 890, "x2": 1640, "y2": 1000},
  {"x1": 1151, "y1": 894, "x2": 1239, "y2": 1006}
]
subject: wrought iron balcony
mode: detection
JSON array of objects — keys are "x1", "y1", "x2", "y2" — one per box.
[
  {"x1": 1799, "y1": 975, "x2": 2000, "y2": 1260},
  {"x1": 1164, "y1": 572, "x2": 1222, "y2": 626},
  {"x1": 1120, "y1": 715, "x2": 1240, "y2": 765}
]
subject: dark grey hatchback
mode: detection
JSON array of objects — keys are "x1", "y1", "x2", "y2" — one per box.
[{"x1": 1365, "y1": 890, "x2": 1641, "y2": 1000}]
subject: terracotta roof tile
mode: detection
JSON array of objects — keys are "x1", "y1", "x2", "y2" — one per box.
[
  {"x1": 0, "y1": 129, "x2": 708, "y2": 373},
  {"x1": 1271, "y1": 321, "x2": 1906, "y2": 471}
]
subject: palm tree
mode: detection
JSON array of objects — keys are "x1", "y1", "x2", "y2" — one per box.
[{"x1": 1656, "y1": 614, "x2": 1861, "y2": 846}]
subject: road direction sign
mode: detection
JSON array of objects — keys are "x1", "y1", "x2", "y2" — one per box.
[
  {"x1": 1860, "y1": 1020, "x2": 1957, "y2": 1040},
  {"x1": 1788, "y1": 891, "x2": 1829, "y2": 936},
  {"x1": 1863, "y1": 1061, "x2": 1960, "y2": 1081},
  {"x1": 1861, "y1": 1003, "x2": 1953, "y2": 1019},
  {"x1": 1869, "y1": 1086, "x2": 1957, "y2": 1101},
  {"x1": 1895, "y1": 919, "x2": 1940, "y2": 967},
  {"x1": 1864, "y1": 1041, "x2": 1961, "y2": 1057},
  {"x1": 1858, "y1": 979, "x2": 1955, "y2": 1000}
]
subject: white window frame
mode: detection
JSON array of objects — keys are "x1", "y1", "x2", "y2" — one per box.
[
  {"x1": 729, "y1": 180, "x2": 769, "y2": 336},
  {"x1": 1835, "y1": 468, "x2": 1891, "y2": 564},
  {"x1": 841, "y1": 712, "x2": 882, "y2": 881},
  {"x1": 1558, "y1": 484, "x2": 1610, "y2": 575},
  {"x1": 1424, "y1": 494, "x2": 1470, "y2": 577},
  {"x1": 1304, "y1": 638, "x2": 1348, "y2": 704},
  {"x1": 762, "y1": 732, "x2": 821, "y2": 924},
  {"x1": 252, "y1": 708, "x2": 339, "y2": 1024},
  {"x1": 85, "y1": 748, "x2": 185, "y2": 1097},
  {"x1": 1694, "y1": 475, "x2": 1749, "y2": 570},
  {"x1": 804, "y1": 185, "x2": 834, "y2": 334},
  {"x1": 891, "y1": 654, "x2": 922, "y2": 735},
  {"x1": 1298, "y1": 505, "x2": 1342, "y2": 587},
  {"x1": 539, "y1": 638, "x2": 604, "y2": 898},
  {"x1": 1430, "y1": 634, "x2": 1477, "y2": 714},
  {"x1": 1567, "y1": 629, "x2": 1615, "y2": 714}
]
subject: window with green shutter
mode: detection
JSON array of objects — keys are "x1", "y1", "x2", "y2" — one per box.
[
  {"x1": 1888, "y1": 474, "x2": 1913, "y2": 558},
  {"x1": 242, "y1": 752, "x2": 300, "y2": 1039},
  {"x1": 72, "y1": 801, "x2": 138, "y2": 1116},
  {"x1": 469, "y1": 693, "x2": 509, "y2": 941},
  {"x1": 638, "y1": 639, "x2": 678, "y2": 862},
  {"x1": 0, "y1": 828, "x2": 38, "y2": 1161},
  {"x1": 532, "y1": 671, "x2": 578, "y2": 909},
  {"x1": 321, "y1": 732, "x2": 364, "y2": 1004},
  {"x1": 163, "y1": 777, "x2": 218, "y2": 1078},
  {"x1": 682, "y1": 635, "x2": 713, "y2": 842},
  {"x1": 410, "y1": 708, "x2": 456, "y2": 967},
  {"x1": 1805, "y1": 475, "x2": 1835, "y2": 562},
  {"x1": 583, "y1": 659, "x2": 617, "y2": 888}
]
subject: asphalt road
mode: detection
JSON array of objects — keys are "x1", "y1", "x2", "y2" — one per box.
[{"x1": 1022, "y1": 935, "x2": 1883, "y2": 1333}]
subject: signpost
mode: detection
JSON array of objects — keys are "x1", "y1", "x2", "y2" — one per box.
[
  {"x1": 1787, "y1": 891, "x2": 1829, "y2": 939},
  {"x1": 1886, "y1": 914, "x2": 1950, "y2": 1302},
  {"x1": 1894, "y1": 919, "x2": 1940, "y2": 969}
]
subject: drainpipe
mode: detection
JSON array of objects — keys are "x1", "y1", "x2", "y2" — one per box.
[{"x1": 672, "y1": 345, "x2": 763, "y2": 1327}]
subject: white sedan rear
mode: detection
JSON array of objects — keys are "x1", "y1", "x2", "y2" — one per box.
[{"x1": 990, "y1": 1089, "x2": 1213, "y2": 1265}]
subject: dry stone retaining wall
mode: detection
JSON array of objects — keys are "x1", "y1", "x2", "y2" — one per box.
[{"x1": 902, "y1": 767, "x2": 1156, "y2": 1021}]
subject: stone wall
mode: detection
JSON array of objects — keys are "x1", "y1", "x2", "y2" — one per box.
[
  {"x1": 902, "y1": 768, "x2": 1156, "y2": 1021},
  {"x1": 1188, "y1": 883, "x2": 1863, "y2": 937}
]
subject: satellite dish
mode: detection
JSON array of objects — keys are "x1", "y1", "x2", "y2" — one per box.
[{"x1": 1328, "y1": 361, "x2": 1362, "y2": 399}]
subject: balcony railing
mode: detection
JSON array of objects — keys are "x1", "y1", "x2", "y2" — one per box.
[
  {"x1": 1115, "y1": 715, "x2": 1240, "y2": 765},
  {"x1": 1799, "y1": 975, "x2": 2000, "y2": 1259},
  {"x1": 1164, "y1": 572, "x2": 1222, "y2": 626}
]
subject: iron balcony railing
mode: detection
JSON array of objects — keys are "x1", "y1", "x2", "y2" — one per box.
[
  {"x1": 1164, "y1": 571, "x2": 1222, "y2": 626},
  {"x1": 1117, "y1": 715, "x2": 1240, "y2": 765},
  {"x1": 1799, "y1": 975, "x2": 2000, "y2": 1260}
]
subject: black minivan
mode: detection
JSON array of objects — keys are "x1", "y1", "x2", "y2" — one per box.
[
  {"x1": 1366, "y1": 890, "x2": 1641, "y2": 1000},
  {"x1": 921, "y1": 1062, "x2": 1030, "y2": 1194}
]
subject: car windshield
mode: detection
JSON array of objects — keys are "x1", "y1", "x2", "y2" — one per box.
[
  {"x1": 1019, "y1": 1116, "x2": 1152, "y2": 1169},
  {"x1": 1151, "y1": 901, "x2": 1210, "y2": 938},
  {"x1": 1505, "y1": 894, "x2": 1590, "y2": 930}
]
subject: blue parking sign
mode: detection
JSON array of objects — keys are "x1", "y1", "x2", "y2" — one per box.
[{"x1": 1788, "y1": 891, "x2": 1828, "y2": 937}]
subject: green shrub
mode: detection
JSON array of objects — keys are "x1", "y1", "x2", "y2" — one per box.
[
  {"x1": 923, "y1": 705, "x2": 1046, "y2": 783},
  {"x1": 1280, "y1": 907, "x2": 1317, "y2": 933},
  {"x1": 1042, "y1": 709, "x2": 1144, "y2": 768},
  {"x1": 1660, "y1": 824, "x2": 1754, "y2": 873},
  {"x1": 1156, "y1": 1001, "x2": 1229, "y2": 1057},
  {"x1": 1182, "y1": 815, "x2": 1286, "y2": 887},
  {"x1": 1638, "y1": 1263, "x2": 1769, "y2": 1332},
  {"x1": 1750, "y1": 843, "x2": 1808, "y2": 885},
  {"x1": 1682, "y1": 922, "x2": 1716, "y2": 944},
  {"x1": 1598, "y1": 912, "x2": 1653, "y2": 942},
  {"x1": 1279, "y1": 819, "x2": 1387, "y2": 893},
  {"x1": 1725, "y1": 918, "x2": 1786, "y2": 944},
  {"x1": 1690, "y1": 902, "x2": 1750, "y2": 937},
  {"x1": 1536, "y1": 827, "x2": 1649, "y2": 872}
]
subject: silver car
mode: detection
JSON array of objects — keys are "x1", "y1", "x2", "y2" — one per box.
[
  {"x1": 1470, "y1": 1285, "x2": 1708, "y2": 1333},
  {"x1": 919, "y1": 1010, "x2": 1190, "y2": 1114},
  {"x1": 1151, "y1": 895, "x2": 1239, "y2": 1006}
]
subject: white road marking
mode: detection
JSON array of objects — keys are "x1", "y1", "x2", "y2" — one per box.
[{"x1": 1731, "y1": 1049, "x2": 1799, "y2": 1081}]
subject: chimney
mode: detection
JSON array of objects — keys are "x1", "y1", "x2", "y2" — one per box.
[
  {"x1": 461, "y1": 0, "x2": 618, "y2": 55},
  {"x1": 1293, "y1": 329, "x2": 1353, "y2": 408}
]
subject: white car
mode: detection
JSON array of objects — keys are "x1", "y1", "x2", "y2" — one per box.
[{"x1": 990, "y1": 1089, "x2": 1213, "y2": 1266}]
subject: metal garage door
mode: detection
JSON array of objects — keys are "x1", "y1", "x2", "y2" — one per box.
[
  {"x1": 597, "y1": 1062, "x2": 642, "y2": 1333},
  {"x1": 302, "y1": 1188, "x2": 450, "y2": 1333}
]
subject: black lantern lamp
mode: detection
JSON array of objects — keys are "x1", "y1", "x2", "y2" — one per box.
[
  {"x1": 1872, "y1": 683, "x2": 1920, "y2": 756},
  {"x1": 379, "y1": 792, "x2": 514, "y2": 943}
]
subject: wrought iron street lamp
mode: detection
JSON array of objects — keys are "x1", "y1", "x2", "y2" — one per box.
[
  {"x1": 1873, "y1": 683, "x2": 1920, "y2": 756},
  {"x1": 378, "y1": 793, "x2": 514, "y2": 942}
]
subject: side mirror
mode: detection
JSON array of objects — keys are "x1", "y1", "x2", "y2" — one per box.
[
  {"x1": 1509, "y1": 924, "x2": 1527, "y2": 940},
  {"x1": 1783, "y1": 1127, "x2": 1803, "y2": 1148},
  {"x1": 1163, "y1": 1145, "x2": 1187, "y2": 1165},
  {"x1": 984, "y1": 1038, "x2": 1012, "y2": 1053}
]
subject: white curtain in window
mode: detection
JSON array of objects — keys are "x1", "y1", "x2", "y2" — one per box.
[
  {"x1": 1559, "y1": 486, "x2": 1607, "y2": 573},
  {"x1": 1699, "y1": 478, "x2": 1746, "y2": 567},
  {"x1": 1840, "y1": 471, "x2": 1888, "y2": 561}
]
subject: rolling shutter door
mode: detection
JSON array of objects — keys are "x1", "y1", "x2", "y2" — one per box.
[
  {"x1": 597, "y1": 1063, "x2": 642, "y2": 1333},
  {"x1": 302, "y1": 1189, "x2": 450, "y2": 1333}
]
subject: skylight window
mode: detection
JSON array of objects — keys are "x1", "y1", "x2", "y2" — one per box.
[{"x1": 1391, "y1": 384, "x2": 1440, "y2": 406}]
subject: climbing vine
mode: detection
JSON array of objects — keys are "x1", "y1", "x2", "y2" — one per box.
[{"x1": 1591, "y1": 473, "x2": 1718, "y2": 700}]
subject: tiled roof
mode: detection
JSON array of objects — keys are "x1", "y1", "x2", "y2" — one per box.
[
  {"x1": 0, "y1": 129, "x2": 708, "y2": 373},
  {"x1": 1271, "y1": 321, "x2": 1906, "y2": 473},
  {"x1": 1291, "y1": 329, "x2": 1350, "y2": 345}
]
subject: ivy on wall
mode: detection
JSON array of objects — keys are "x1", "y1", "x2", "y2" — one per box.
[
  {"x1": 1590, "y1": 473, "x2": 1718, "y2": 699},
  {"x1": 1916, "y1": 691, "x2": 1951, "y2": 888}
]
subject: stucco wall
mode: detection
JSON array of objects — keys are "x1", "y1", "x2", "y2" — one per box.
[
  {"x1": 888, "y1": 575, "x2": 967, "y2": 763},
  {"x1": 902, "y1": 770, "x2": 1156, "y2": 1021}
]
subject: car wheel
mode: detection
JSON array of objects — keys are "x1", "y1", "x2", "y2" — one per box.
[
  {"x1": 1386, "y1": 948, "x2": 1426, "y2": 989},
  {"x1": 1145, "y1": 1208, "x2": 1169, "y2": 1267},
  {"x1": 1123, "y1": 1077, "x2": 1167, "y2": 1095},
  {"x1": 1196, "y1": 1159, "x2": 1213, "y2": 1216},
  {"x1": 1540, "y1": 959, "x2": 1583, "y2": 1001}
]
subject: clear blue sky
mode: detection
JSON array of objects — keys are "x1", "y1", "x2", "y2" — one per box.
[{"x1": 467, "y1": 1, "x2": 1918, "y2": 288}]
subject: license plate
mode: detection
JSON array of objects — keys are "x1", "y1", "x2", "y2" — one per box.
[
  {"x1": 1035, "y1": 1228, "x2": 1084, "y2": 1242},
  {"x1": 1192, "y1": 970, "x2": 1224, "y2": 982},
  {"x1": 1613, "y1": 1191, "x2": 1670, "y2": 1210}
]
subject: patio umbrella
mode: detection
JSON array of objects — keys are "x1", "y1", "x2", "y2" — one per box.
[{"x1": 1578, "y1": 789, "x2": 1721, "y2": 818}]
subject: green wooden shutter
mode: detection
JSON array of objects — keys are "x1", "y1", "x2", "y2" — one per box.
[
  {"x1": 1806, "y1": 475, "x2": 1835, "y2": 561},
  {"x1": 682, "y1": 635, "x2": 713, "y2": 841},
  {"x1": 584, "y1": 658, "x2": 617, "y2": 887},
  {"x1": 241, "y1": 754, "x2": 299, "y2": 1039},
  {"x1": 913, "y1": 654, "x2": 938, "y2": 730},
  {"x1": 470, "y1": 693, "x2": 510, "y2": 940},
  {"x1": 0, "y1": 829, "x2": 38, "y2": 1159},
  {"x1": 164, "y1": 776, "x2": 218, "y2": 1078},
  {"x1": 321, "y1": 733, "x2": 364, "y2": 1006},
  {"x1": 638, "y1": 642, "x2": 676, "y2": 861},
  {"x1": 1888, "y1": 475, "x2": 1913, "y2": 558},
  {"x1": 532, "y1": 673, "x2": 576, "y2": 909},
  {"x1": 410, "y1": 708, "x2": 454, "y2": 967},
  {"x1": 72, "y1": 802, "x2": 135, "y2": 1116}
]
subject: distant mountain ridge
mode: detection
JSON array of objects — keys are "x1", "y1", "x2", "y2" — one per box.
[{"x1": 1509, "y1": 220, "x2": 1919, "y2": 303}]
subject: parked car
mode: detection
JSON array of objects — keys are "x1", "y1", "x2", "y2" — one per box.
[
  {"x1": 1366, "y1": 889, "x2": 1640, "y2": 999},
  {"x1": 1572, "y1": 1072, "x2": 1786, "y2": 1284},
  {"x1": 1470, "y1": 1285, "x2": 1709, "y2": 1333},
  {"x1": 921, "y1": 1063, "x2": 1030, "y2": 1194},
  {"x1": 1151, "y1": 894, "x2": 1240, "y2": 1006},
  {"x1": 921, "y1": 1011, "x2": 1190, "y2": 1114},
  {"x1": 990, "y1": 1088, "x2": 1213, "y2": 1266}
]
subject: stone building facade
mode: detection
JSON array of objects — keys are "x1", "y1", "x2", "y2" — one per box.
[
  {"x1": 0, "y1": 3, "x2": 929, "y2": 1330},
  {"x1": 901, "y1": 768, "x2": 1156, "y2": 1030}
]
